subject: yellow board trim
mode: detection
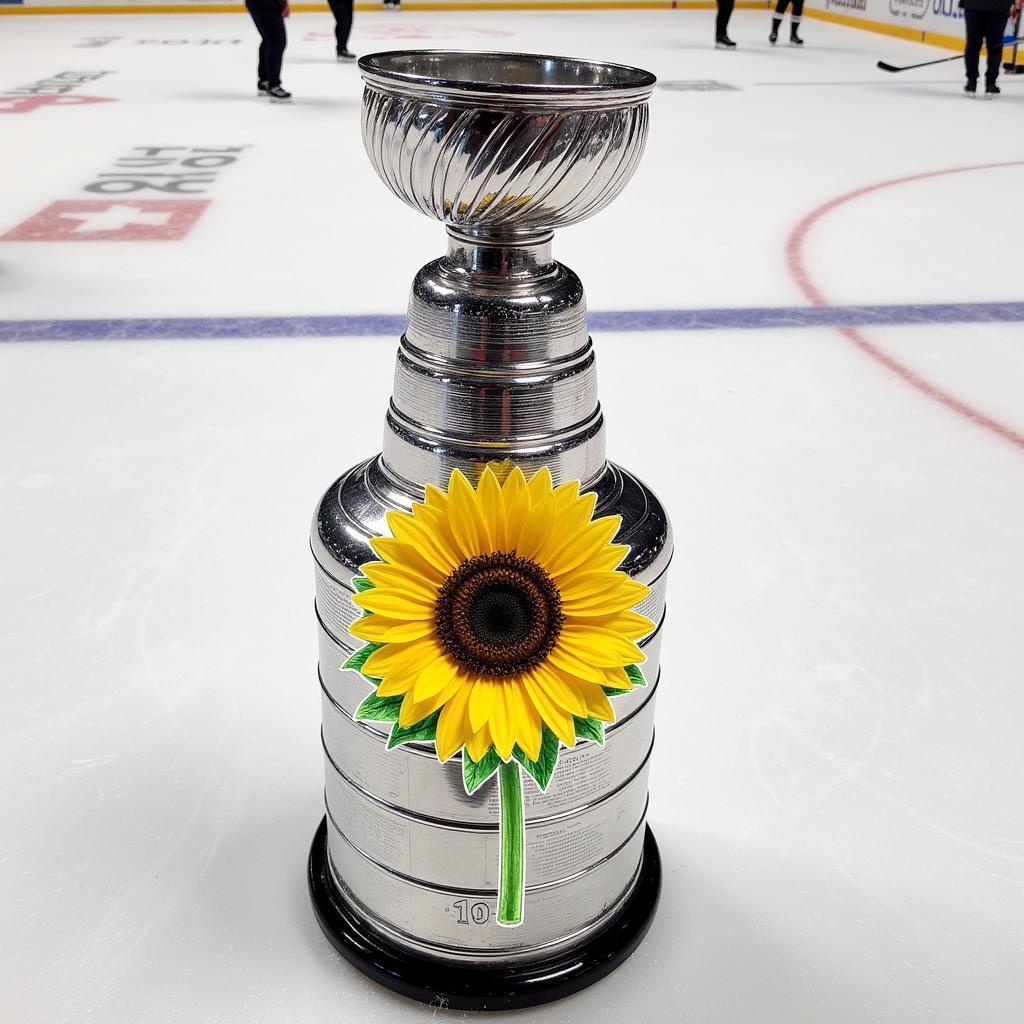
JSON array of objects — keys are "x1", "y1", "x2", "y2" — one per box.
[
  {"x1": 805, "y1": 7, "x2": 969, "y2": 53},
  {"x1": 0, "y1": 0, "x2": 769, "y2": 13}
]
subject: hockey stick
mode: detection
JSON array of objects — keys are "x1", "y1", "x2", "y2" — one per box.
[{"x1": 878, "y1": 34, "x2": 1024, "y2": 73}]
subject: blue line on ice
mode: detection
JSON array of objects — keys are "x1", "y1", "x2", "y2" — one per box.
[
  {"x1": 755, "y1": 80, "x2": 961, "y2": 86},
  {"x1": 2, "y1": 301, "x2": 1023, "y2": 342}
]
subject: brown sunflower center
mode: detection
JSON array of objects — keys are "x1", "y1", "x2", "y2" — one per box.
[{"x1": 434, "y1": 552, "x2": 563, "y2": 676}]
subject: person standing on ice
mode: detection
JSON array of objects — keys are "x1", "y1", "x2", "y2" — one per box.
[
  {"x1": 246, "y1": 0, "x2": 292, "y2": 101},
  {"x1": 962, "y1": 0, "x2": 1020, "y2": 95},
  {"x1": 715, "y1": 0, "x2": 737, "y2": 48},
  {"x1": 769, "y1": 0, "x2": 805, "y2": 46},
  {"x1": 328, "y1": 0, "x2": 357, "y2": 62}
]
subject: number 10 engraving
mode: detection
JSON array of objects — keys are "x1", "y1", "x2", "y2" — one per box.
[{"x1": 452, "y1": 898, "x2": 491, "y2": 925}]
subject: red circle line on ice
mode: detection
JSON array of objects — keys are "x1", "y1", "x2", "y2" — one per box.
[{"x1": 786, "y1": 160, "x2": 1024, "y2": 453}]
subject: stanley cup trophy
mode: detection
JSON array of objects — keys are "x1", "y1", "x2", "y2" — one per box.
[{"x1": 307, "y1": 51, "x2": 672, "y2": 1010}]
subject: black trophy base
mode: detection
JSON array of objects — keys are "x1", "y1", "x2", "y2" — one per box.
[{"x1": 307, "y1": 816, "x2": 662, "y2": 1011}]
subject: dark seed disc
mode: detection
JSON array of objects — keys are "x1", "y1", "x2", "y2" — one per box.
[{"x1": 434, "y1": 552, "x2": 563, "y2": 676}]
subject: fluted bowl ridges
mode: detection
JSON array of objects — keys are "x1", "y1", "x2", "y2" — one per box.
[{"x1": 358, "y1": 50, "x2": 656, "y2": 235}]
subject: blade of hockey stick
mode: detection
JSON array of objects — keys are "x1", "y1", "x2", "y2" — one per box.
[{"x1": 877, "y1": 55, "x2": 964, "y2": 72}]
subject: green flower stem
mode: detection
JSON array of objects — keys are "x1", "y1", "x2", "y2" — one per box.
[{"x1": 497, "y1": 759, "x2": 525, "y2": 927}]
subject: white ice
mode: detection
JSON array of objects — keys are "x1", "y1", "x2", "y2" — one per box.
[{"x1": 1, "y1": 9, "x2": 1023, "y2": 1024}]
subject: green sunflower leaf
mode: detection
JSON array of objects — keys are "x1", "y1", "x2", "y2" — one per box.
[
  {"x1": 462, "y1": 746, "x2": 502, "y2": 794},
  {"x1": 387, "y1": 710, "x2": 440, "y2": 749},
  {"x1": 573, "y1": 715, "x2": 606, "y2": 745},
  {"x1": 354, "y1": 690, "x2": 403, "y2": 723},
  {"x1": 602, "y1": 685, "x2": 632, "y2": 697},
  {"x1": 512, "y1": 727, "x2": 560, "y2": 792},
  {"x1": 625, "y1": 664, "x2": 647, "y2": 687},
  {"x1": 343, "y1": 641, "x2": 384, "y2": 675},
  {"x1": 352, "y1": 576, "x2": 374, "y2": 593}
]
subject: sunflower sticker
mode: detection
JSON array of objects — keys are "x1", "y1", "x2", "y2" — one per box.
[{"x1": 343, "y1": 464, "x2": 654, "y2": 927}]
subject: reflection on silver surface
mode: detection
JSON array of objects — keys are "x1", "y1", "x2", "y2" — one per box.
[
  {"x1": 312, "y1": 458, "x2": 672, "y2": 595},
  {"x1": 321, "y1": 670, "x2": 659, "y2": 823},
  {"x1": 324, "y1": 742, "x2": 652, "y2": 889},
  {"x1": 327, "y1": 811, "x2": 648, "y2": 960}
]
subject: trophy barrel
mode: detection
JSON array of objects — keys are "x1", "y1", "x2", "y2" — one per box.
[{"x1": 308, "y1": 459, "x2": 669, "y2": 1010}]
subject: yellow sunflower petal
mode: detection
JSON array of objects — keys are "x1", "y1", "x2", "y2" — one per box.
[
  {"x1": 586, "y1": 543, "x2": 631, "y2": 573},
  {"x1": 551, "y1": 477, "x2": 585, "y2": 508},
  {"x1": 508, "y1": 681, "x2": 542, "y2": 760},
  {"x1": 413, "y1": 655, "x2": 460, "y2": 702},
  {"x1": 477, "y1": 466, "x2": 507, "y2": 552},
  {"x1": 514, "y1": 492, "x2": 554, "y2": 562},
  {"x1": 370, "y1": 538, "x2": 446, "y2": 584},
  {"x1": 378, "y1": 651, "x2": 449, "y2": 698},
  {"x1": 353, "y1": 589, "x2": 435, "y2": 619},
  {"x1": 535, "y1": 664, "x2": 589, "y2": 716},
  {"x1": 522, "y1": 672, "x2": 576, "y2": 747},
  {"x1": 372, "y1": 644, "x2": 445, "y2": 697},
  {"x1": 447, "y1": 469, "x2": 491, "y2": 558},
  {"x1": 559, "y1": 572, "x2": 649, "y2": 616},
  {"x1": 557, "y1": 569, "x2": 623, "y2": 603},
  {"x1": 350, "y1": 615, "x2": 436, "y2": 644},
  {"x1": 562, "y1": 597, "x2": 646, "y2": 620},
  {"x1": 501, "y1": 468, "x2": 531, "y2": 552},
  {"x1": 490, "y1": 684, "x2": 515, "y2": 761},
  {"x1": 560, "y1": 623, "x2": 645, "y2": 667},
  {"x1": 579, "y1": 682, "x2": 615, "y2": 722},
  {"x1": 398, "y1": 674, "x2": 464, "y2": 727},
  {"x1": 526, "y1": 466, "x2": 553, "y2": 506},
  {"x1": 398, "y1": 691, "x2": 427, "y2": 728},
  {"x1": 501, "y1": 465, "x2": 528, "y2": 497},
  {"x1": 533, "y1": 488, "x2": 597, "y2": 566},
  {"x1": 386, "y1": 510, "x2": 461, "y2": 573},
  {"x1": 468, "y1": 679, "x2": 499, "y2": 734},
  {"x1": 602, "y1": 665, "x2": 633, "y2": 689},
  {"x1": 360, "y1": 562, "x2": 439, "y2": 601},
  {"x1": 565, "y1": 573, "x2": 643, "y2": 602},
  {"x1": 537, "y1": 499, "x2": 608, "y2": 565},
  {"x1": 376, "y1": 673, "x2": 415, "y2": 697},
  {"x1": 580, "y1": 609, "x2": 656, "y2": 640},
  {"x1": 545, "y1": 642, "x2": 607, "y2": 685},
  {"x1": 435, "y1": 682, "x2": 473, "y2": 762},
  {"x1": 545, "y1": 516, "x2": 623, "y2": 579},
  {"x1": 363, "y1": 637, "x2": 439, "y2": 678},
  {"x1": 466, "y1": 724, "x2": 493, "y2": 763},
  {"x1": 552, "y1": 482, "x2": 595, "y2": 526},
  {"x1": 411, "y1": 501, "x2": 463, "y2": 563},
  {"x1": 421, "y1": 482, "x2": 450, "y2": 513}
]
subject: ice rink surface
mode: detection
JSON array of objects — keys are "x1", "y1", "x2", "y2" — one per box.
[{"x1": 2, "y1": 8, "x2": 1024, "y2": 1023}]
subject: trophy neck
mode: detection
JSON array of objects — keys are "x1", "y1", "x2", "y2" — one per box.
[
  {"x1": 381, "y1": 237, "x2": 606, "y2": 492},
  {"x1": 443, "y1": 229, "x2": 555, "y2": 280}
]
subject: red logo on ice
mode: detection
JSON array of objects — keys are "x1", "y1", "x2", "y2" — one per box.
[
  {"x1": 0, "y1": 94, "x2": 116, "y2": 114},
  {"x1": 2, "y1": 199, "x2": 211, "y2": 241}
]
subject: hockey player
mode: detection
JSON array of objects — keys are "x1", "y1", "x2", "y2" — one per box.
[
  {"x1": 246, "y1": 0, "x2": 292, "y2": 101},
  {"x1": 769, "y1": 0, "x2": 805, "y2": 46}
]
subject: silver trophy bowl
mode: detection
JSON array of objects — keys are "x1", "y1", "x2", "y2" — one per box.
[
  {"x1": 308, "y1": 51, "x2": 670, "y2": 1011},
  {"x1": 359, "y1": 50, "x2": 654, "y2": 235}
]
